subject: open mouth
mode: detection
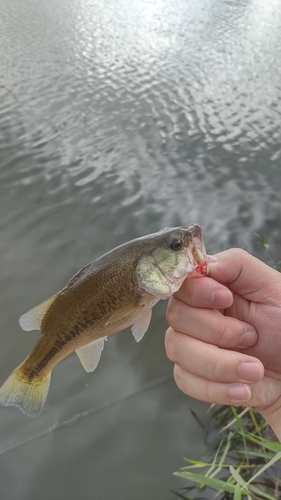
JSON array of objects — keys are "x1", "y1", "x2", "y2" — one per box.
[{"x1": 186, "y1": 225, "x2": 208, "y2": 277}]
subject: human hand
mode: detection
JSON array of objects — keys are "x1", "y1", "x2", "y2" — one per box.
[{"x1": 165, "y1": 249, "x2": 281, "y2": 440}]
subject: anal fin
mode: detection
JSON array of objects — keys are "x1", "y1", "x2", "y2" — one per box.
[{"x1": 76, "y1": 337, "x2": 107, "y2": 373}]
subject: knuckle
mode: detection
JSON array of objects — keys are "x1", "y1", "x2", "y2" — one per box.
[
  {"x1": 213, "y1": 353, "x2": 224, "y2": 380},
  {"x1": 205, "y1": 380, "x2": 215, "y2": 404},
  {"x1": 228, "y1": 248, "x2": 254, "y2": 266},
  {"x1": 206, "y1": 348, "x2": 226, "y2": 381},
  {"x1": 229, "y1": 247, "x2": 247, "y2": 258},
  {"x1": 207, "y1": 320, "x2": 233, "y2": 348},
  {"x1": 214, "y1": 318, "x2": 245, "y2": 348},
  {"x1": 215, "y1": 324, "x2": 229, "y2": 346}
]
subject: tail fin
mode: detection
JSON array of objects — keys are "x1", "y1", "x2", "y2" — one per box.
[{"x1": 0, "y1": 363, "x2": 51, "y2": 417}]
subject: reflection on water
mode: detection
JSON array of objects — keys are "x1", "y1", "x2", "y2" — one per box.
[{"x1": 0, "y1": 0, "x2": 281, "y2": 498}]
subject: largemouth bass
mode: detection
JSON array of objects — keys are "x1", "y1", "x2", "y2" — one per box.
[{"x1": 0, "y1": 224, "x2": 207, "y2": 417}]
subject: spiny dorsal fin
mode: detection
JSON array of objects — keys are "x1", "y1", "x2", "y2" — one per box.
[
  {"x1": 19, "y1": 294, "x2": 57, "y2": 331},
  {"x1": 76, "y1": 337, "x2": 107, "y2": 373}
]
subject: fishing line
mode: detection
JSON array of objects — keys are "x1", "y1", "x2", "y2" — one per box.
[{"x1": 0, "y1": 373, "x2": 173, "y2": 457}]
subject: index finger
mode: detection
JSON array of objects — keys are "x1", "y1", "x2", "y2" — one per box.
[
  {"x1": 209, "y1": 249, "x2": 281, "y2": 303},
  {"x1": 173, "y1": 275, "x2": 233, "y2": 309}
]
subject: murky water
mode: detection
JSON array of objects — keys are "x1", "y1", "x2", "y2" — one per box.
[{"x1": 0, "y1": 0, "x2": 281, "y2": 498}]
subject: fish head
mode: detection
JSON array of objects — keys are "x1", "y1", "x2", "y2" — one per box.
[{"x1": 136, "y1": 224, "x2": 208, "y2": 299}]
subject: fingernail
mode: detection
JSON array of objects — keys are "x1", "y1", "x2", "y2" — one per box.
[
  {"x1": 228, "y1": 384, "x2": 251, "y2": 402},
  {"x1": 237, "y1": 361, "x2": 263, "y2": 383},
  {"x1": 238, "y1": 329, "x2": 257, "y2": 348},
  {"x1": 212, "y1": 289, "x2": 233, "y2": 307}
]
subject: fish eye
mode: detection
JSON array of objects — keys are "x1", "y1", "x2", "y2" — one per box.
[{"x1": 169, "y1": 236, "x2": 183, "y2": 251}]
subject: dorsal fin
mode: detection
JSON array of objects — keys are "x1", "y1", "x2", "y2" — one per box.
[{"x1": 19, "y1": 294, "x2": 57, "y2": 331}]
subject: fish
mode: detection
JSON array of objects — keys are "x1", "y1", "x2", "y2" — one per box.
[{"x1": 0, "y1": 224, "x2": 208, "y2": 418}]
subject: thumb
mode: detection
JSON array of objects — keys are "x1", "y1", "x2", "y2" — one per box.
[{"x1": 208, "y1": 248, "x2": 281, "y2": 303}]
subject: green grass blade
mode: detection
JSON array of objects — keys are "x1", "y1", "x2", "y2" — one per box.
[
  {"x1": 229, "y1": 465, "x2": 247, "y2": 488},
  {"x1": 244, "y1": 432, "x2": 281, "y2": 452},
  {"x1": 189, "y1": 408, "x2": 205, "y2": 429},
  {"x1": 204, "y1": 437, "x2": 225, "y2": 478},
  {"x1": 236, "y1": 450, "x2": 275, "y2": 460},
  {"x1": 244, "y1": 451, "x2": 281, "y2": 488},
  {"x1": 174, "y1": 471, "x2": 236, "y2": 493},
  {"x1": 247, "y1": 483, "x2": 279, "y2": 500},
  {"x1": 234, "y1": 482, "x2": 242, "y2": 500},
  {"x1": 248, "y1": 408, "x2": 263, "y2": 437},
  {"x1": 181, "y1": 464, "x2": 208, "y2": 470},
  {"x1": 202, "y1": 433, "x2": 234, "y2": 481},
  {"x1": 183, "y1": 458, "x2": 210, "y2": 466}
]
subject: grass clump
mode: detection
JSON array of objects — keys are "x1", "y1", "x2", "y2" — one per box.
[{"x1": 173, "y1": 406, "x2": 281, "y2": 499}]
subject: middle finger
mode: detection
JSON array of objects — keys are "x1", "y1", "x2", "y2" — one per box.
[{"x1": 166, "y1": 298, "x2": 257, "y2": 349}]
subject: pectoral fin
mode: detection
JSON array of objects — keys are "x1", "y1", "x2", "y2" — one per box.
[
  {"x1": 105, "y1": 303, "x2": 136, "y2": 327},
  {"x1": 19, "y1": 294, "x2": 57, "y2": 331},
  {"x1": 76, "y1": 337, "x2": 107, "y2": 372},
  {"x1": 131, "y1": 309, "x2": 152, "y2": 342}
]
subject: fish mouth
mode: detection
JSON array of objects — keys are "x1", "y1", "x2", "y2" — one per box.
[{"x1": 186, "y1": 225, "x2": 208, "y2": 277}]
